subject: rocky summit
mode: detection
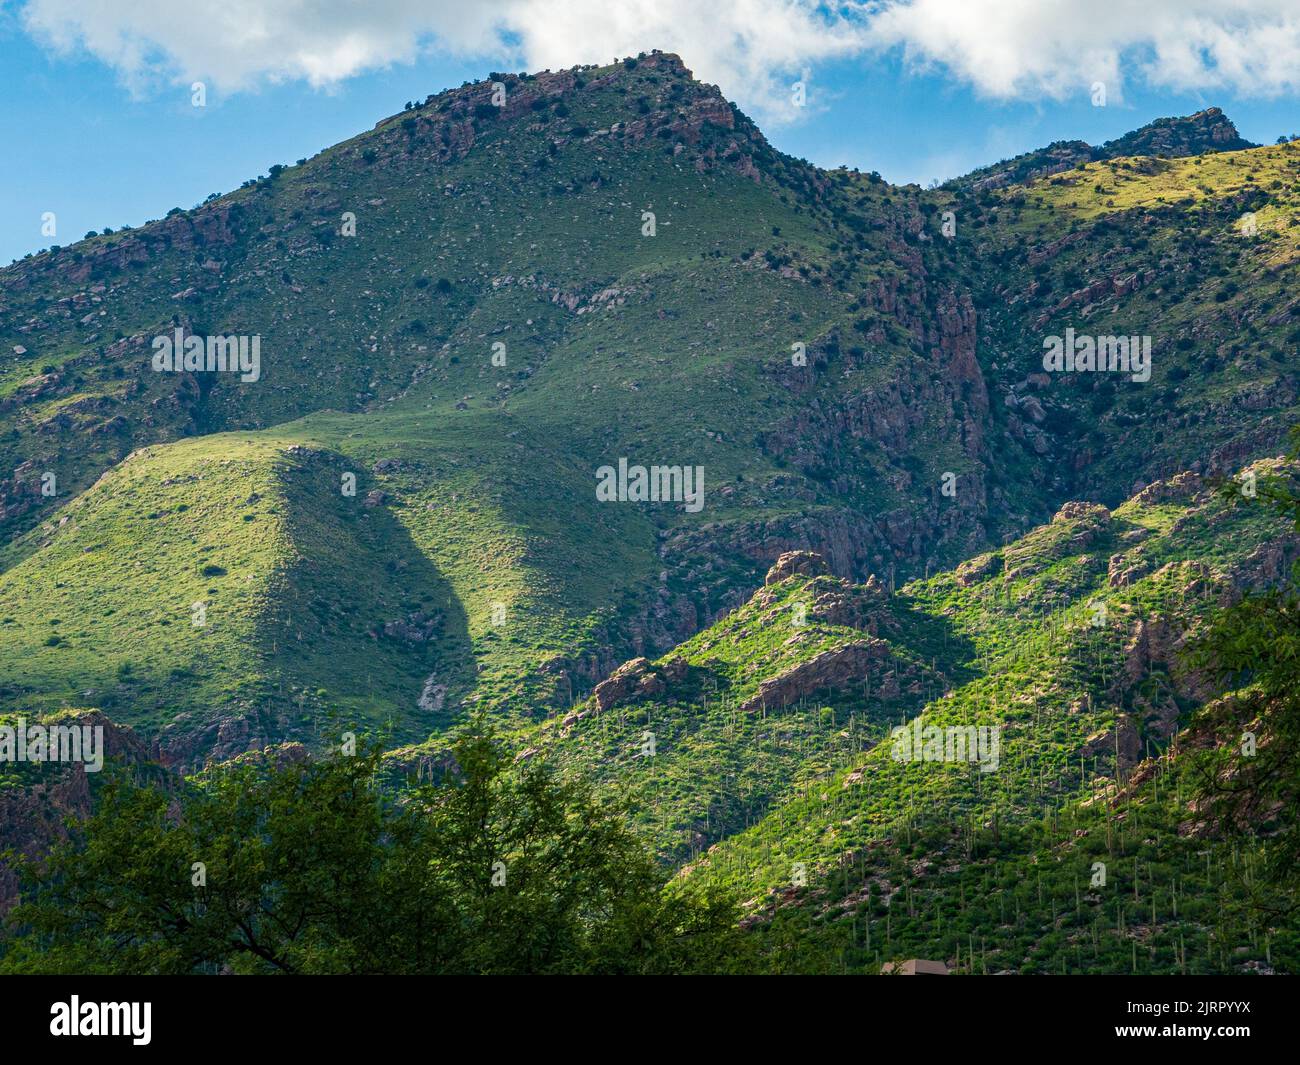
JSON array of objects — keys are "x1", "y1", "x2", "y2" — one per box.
[{"x1": 3, "y1": 49, "x2": 1300, "y2": 979}]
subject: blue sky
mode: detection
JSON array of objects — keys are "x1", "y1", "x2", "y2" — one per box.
[{"x1": 5, "y1": 0, "x2": 1300, "y2": 267}]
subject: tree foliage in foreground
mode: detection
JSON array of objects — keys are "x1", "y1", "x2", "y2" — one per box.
[
  {"x1": 1190, "y1": 441, "x2": 1300, "y2": 916},
  {"x1": 1, "y1": 726, "x2": 771, "y2": 974}
]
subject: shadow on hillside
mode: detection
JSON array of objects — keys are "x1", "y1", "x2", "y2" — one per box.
[
  {"x1": 249, "y1": 446, "x2": 475, "y2": 751},
  {"x1": 887, "y1": 592, "x2": 981, "y2": 690}
]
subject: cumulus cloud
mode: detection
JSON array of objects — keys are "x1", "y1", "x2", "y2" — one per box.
[
  {"x1": 867, "y1": 0, "x2": 1300, "y2": 102},
  {"x1": 20, "y1": 1, "x2": 503, "y2": 92},
  {"x1": 18, "y1": 0, "x2": 867, "y2": 120},
  {"x1": 18, "y1": 0, "x2": 1300, "y2": 119}
]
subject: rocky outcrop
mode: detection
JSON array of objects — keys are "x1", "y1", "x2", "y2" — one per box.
[
  {"x1": 591, "y1": 654, "x2": 688, "y2": 713},
  {"x1": 807, "y1": 575, "x2": 892, "y2": 634},
  {"x1": 1131, "y1": 471, "x2": 1204, "y2": 507},
  {"x1": 960, "y1": 108, "x2": 1253, "y2": 194},
  {"x1": 1053, "y1": 501, "x2": 1111, "y2": 527},
  {"x1": 955, "y1": 551, "x2": 1003, "y2": 587},
  {"x1": 1080, "y1": 716, "x2": 1143, "y2": 770},
  {"x1": 1099, "y1": 108, "x2": 1255, "y2": 159},
  {"x1": 418, "y1": 674, "x2": 446, "y2": 713},
  {"x1": 373, "y1": 610, "x2": 443, "y2": 643},
  {"x1": 964, "y1": 141, "x2": 1094, "y2": 193},
  {"x1": 1003, "y1": 502, "x2": 1112, "y2": 581},
  {"x1": 221, "y1": 742, "x2": 310, "y2": 771},
  {"x1": 155, "y1": 707, "x2": 278, "y2": 768},
  {"x1": 1229, "y1": 536, "x2": 1300, "y2": 591},
  {"x1": 738, "y1": 639, "x2": 890, "y2": 714},
  {"x1": 0, "y1": 711, "x2": 154, "y2": 913},
  {"x1": 1107, "y1": 552, "x2": 1152, "y2": 588},
  {"x1": 765, "y1": 550, "x2": 828, "y2": 584}
]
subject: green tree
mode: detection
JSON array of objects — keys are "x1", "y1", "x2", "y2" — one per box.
[
  {"x1": 1190, "y1": 444, "x2": 1300, "y2": 918},
  {"x1": 2, "y1": 724, "x2": 758, "y2": 974}
]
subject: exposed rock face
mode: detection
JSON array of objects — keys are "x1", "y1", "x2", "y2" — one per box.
[
  {"x1": 808, "y1": 576, "x2": 892, "y2": 634},
  {"x1": 765, "y1": 550, "x2": 828, "y2": 584},
  {"x1": 1081, "y1": 508, "x2": 1300, "y2": 778},
  {"x1": 0, "y1": 711, "x2": 152, "y2": 914},
  {"x1": 1088, "y1": 539, "x2": 1283, "y2": 772},
  {"x1": 418, "y1": 674, "x2": 447, "y2": 713},
  {"x1": 1230, "y1": 536, "x2": 1300, "y2": 591},
  {"x1": 1053, "y1": 501, "x2": 1110, "y2": 526},
  {"x1": 223, "y1": 742, "x2": 311, "y2": 770},
  {"x1": 1119, "y1": 616, "x2": 1214, "y2": 703},
  {"x1": 955, "y1": 551, "x2": 1003, "y2": 587},
  {"x1": 1102, "y1": 108, "x2": 1255, "y2": 158},
  {"x1": 1107, "y1": 552, "x2": 1152, "y2": 588},
  {"x1": 1131, "y1": 471, "x2": 1204, "y2": 506},
  {"x1": 592, "y1": 656, "x2": 653, "y2": 711},
  {"x1": 752, "y1": 289, "x2": 991, "y2": 579},
  {"x1": 1003, "y1": 502, "x2": 1112, "y2": 581},
  {"x1": 3, "y1": 203, "x2": 239, "y2": 295},
  {"x1": 746, "y1": 553, "x2": 893, "y2": 638},
  {"x1": 669, "y1": 509, "x2": 886, "y2": 585},
  {"x1": 662, "y1": 655, "x2": 688, "y2": 682},
  {"x1": 961, "y1": 108, "x2": 1253, "y2": 194},
  {"x1": 1, "y1": 49, "x2": 1286, "y2": 796},
  {"x1": 374, "y1": 610, "x2": 442, "y2": 643},
  {"x1": 738, "y1": 640, "x2": 890, "y2": 714},
  {"x1": 881, "y1": 959, "x2": 950, "y2": 976},
  {"x1": 1080, "y1": 717, "x2": 1143, "y2": 769},
  {"x1": 1041, "y1": 272, "x2": 1150, "y2": 320},
  {"x1": 155, "y1": 708, "x2": 277, "y2": 769},
  {"x1": 591, "y1": 654, "x2": 688, "y2": 713},
  {"x1": 966, "y1": 141, "x2": 1094, "y2": 192}
]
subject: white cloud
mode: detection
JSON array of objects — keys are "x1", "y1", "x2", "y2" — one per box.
[
  {"x1": 867, "y1": 0, "x2": 1300, "y2": 102},
  {"x1": 500, "y1": 1, "x2": 868, "y2": 121},
  {"x1": 20, "y1": 1, "x2": 503, "y2": 92},
  {"x1": 18, "y1": 0, "x2": 1300, "y2": 119},
  {"x1": 18, "y1": 0, "x2": 868, "y2": 121}
]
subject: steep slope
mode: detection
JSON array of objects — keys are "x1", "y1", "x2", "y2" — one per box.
[
  {"x1": 392, "y1": 456, "x2": 1298, "y2": 971},
  {"x1": 670, "y1": 459, "x2": 1299, "y2": 972},
  {"x1": 951, "y1": 107, "x2": 1256, "y2": 192},
  {"x1": 933, "y1": 137, "x2": 1300, "y2": 515},
  {"x1": 3, "y1": 54, "x2": 1299, "y2": 772},
  {"x1": 0, "y1": 409, "x2": 676, "y2": 764},
  {"x1": 0, "y1": 435, "x2": 476, "y2": 760},
  {"x1": 0, "y1": 53, "x2": 994, "y2": 759},
  {"x1": 427, "y1": 549, "x2": 974, "y2": 865}
]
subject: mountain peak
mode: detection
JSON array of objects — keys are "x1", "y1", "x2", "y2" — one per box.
[
  {"x1": 1097, "y1": 106, "x2": 1256, "y2": 159},
  {"x1": 954, "y1": 106, "x2": 1256, "y2": 191}
]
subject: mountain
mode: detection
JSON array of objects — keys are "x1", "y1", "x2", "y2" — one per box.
[
  {"x1": 1101, "y1": 107, "x2": 1257, "y2": 159},
  {"x1": 5, "y1": 55, "x2": 1296, "y2": 761},
  {"x1": 2, "y1": 52, "x2": 1299, "y2": 972},
  {"x1": 952, "y1": 107, "x2": 1258, "y2": 192},
  {"x1": 504, "y1": 457, "x2": 1296, "y2": 972},
  {"x1": 6, "y1": 457, "x2": 1298, "y2": 970},
  {"x1": 2, "y1": 51, "x2": 994, "y2": 756}
]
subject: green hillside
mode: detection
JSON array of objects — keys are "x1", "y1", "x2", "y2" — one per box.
[
  {"x1": 671, "y1": 460, "x2": 1300, "y2": 972},
  {"x1": 3, "y1": 53, "x2": 1300, "y2": 974},
  {"x1": 8, "y1": 56, "x2": 1298, "y2": 762}
]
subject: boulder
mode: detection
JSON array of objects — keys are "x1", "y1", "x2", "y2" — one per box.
[{"x1": 764, "y1": 550, "x2": 829, "y2": 585}]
